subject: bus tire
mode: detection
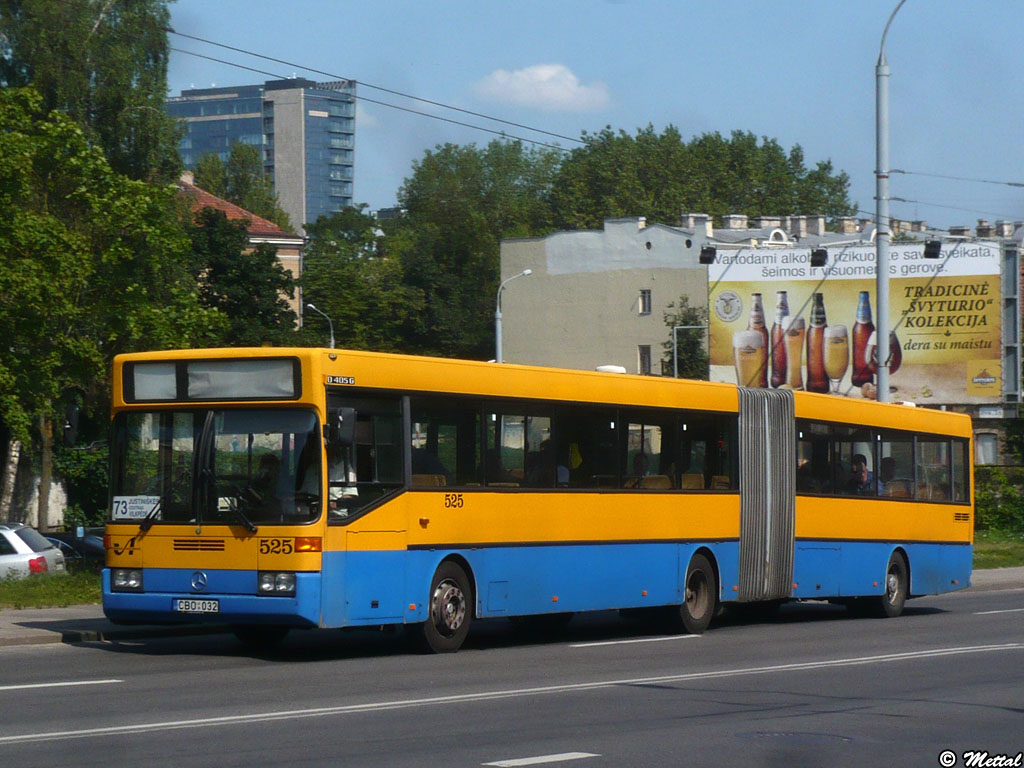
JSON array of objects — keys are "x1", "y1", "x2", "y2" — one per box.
[
  {"x1": 877, "y1": 551, "x2": 909, "y2": 618},
  {"x1": 232, "y1": 625, "x2": 290, "y2": 650},
  {"x1": 418, "y1": 561, "x2": 473, "y2": 653},
  {"x1": 674, "y1": 553, "x2": 718, "y2": 634}
]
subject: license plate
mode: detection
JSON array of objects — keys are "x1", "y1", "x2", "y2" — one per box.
[{"x1": 174, "y1": 598, "x2": 219, "y2": 614}]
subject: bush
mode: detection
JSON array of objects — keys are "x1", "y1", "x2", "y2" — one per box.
[{"x1": 974, "y1": 466, "x2": 1024, "y2": 533}]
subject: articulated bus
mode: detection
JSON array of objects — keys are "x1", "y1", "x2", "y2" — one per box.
[{"x1": 103, "y1": 347, "x2": 973, "y2": 652}]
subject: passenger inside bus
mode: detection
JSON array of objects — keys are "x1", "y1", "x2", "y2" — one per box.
[{"x1": 846, "y1": 454, "x2": 875, "y2": 495}]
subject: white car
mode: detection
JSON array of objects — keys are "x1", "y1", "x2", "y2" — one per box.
[{"x1": 0, "y1": 524, "x2": 67, "y2": 579}]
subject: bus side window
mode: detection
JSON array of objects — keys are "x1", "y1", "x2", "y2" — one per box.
[
  {"x1": 951, "y1": 439, "x2": 968, "y2": 502},
  {"x1": 411, "y1": 398, "x2": 481, "y2": 487},
  {"x1": 797, "y1": 421, "x2": 833, "y2": 494}
]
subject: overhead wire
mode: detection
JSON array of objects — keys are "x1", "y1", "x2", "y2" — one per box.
[
  {"x1": 891, "y1": 169, "x2": 1024, "y2": 188},
  {"x1": 166, "y1": 27, "x2": 584, "y2": 147},
  {"x1": 170, "y1": 47, "x2": 571, "y2": 152}
]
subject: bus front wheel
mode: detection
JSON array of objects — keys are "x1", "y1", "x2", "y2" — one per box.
[
  {"x1": 673, "y1": 553, "x2": 718, "y2": 634},
  {"x1": 418, "y1": 561, "x2": 473, "y2": 653}
]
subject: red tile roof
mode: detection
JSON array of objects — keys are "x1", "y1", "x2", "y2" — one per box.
[{"x1": 177, "y1": 178, "x2": 299, "y2": 240}]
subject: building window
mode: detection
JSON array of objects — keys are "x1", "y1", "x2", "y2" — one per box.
[
  {"x1": 638, "y1": 345, "x2": 652, "y2": 375},
  {"x1": 975, "y1": 433, "x2": 998, "y2": 465},
  {"x1": 639, "y1": 289, "x2": 652, "y2": 316}
]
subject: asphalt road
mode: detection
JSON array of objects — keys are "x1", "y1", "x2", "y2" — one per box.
[{"x1": 1, "y1": 588, "x2": 1022, "y2": 768}]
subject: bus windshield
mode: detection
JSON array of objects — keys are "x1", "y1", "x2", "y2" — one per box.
[{"x1": 111, "y1": 408, "x2": 322, "y2": 527}]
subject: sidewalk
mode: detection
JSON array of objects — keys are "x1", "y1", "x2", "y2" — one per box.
[{"x1": 1, "y1": 568, "x2": 1022, "y2": 648}]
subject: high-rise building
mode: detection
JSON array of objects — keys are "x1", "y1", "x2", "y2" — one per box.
[{"x1": 166, "y1": 78, "x2": 356, "y2": 232}]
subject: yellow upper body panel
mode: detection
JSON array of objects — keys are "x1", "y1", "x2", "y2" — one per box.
[{"x1": 112, "y1": 347, "x2": 740, "y2": 414}]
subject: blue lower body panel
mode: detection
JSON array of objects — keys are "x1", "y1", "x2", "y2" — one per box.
[
  {"x1": 322, "y1": 541, "x2": 741, "y2": 627},
  {"x1": 102, "y1": 569, "x2": 322, "y2": 627},
  {"x1": 792, "y1": 540, "x2": 972, "y2": 599}
]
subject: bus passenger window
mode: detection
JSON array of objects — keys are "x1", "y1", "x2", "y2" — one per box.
[
  {"x1": 951, "y1": 440, "x2": 968, "y2": 502},
  {"x1": 879, "y1": 434, "x2": 913, "y2": 498},
  {"x1": 797, "y1": 421, "x2": 832, "y2": 494},
  {"x1": 623, "y1": 416, "x2": 668, "y2": 489},
  {"x1": 835, "y1": 428, "x2": 875, "y2": 496},
  {"x1": 411, "y1": 398, "x2": 481, "y2": 487},
  {"x1": 679, "y1": 414, "x2": 734, "y2": 490},
  {"x1": 916, "y1": 438, "x2": 951, "y2": 501}
]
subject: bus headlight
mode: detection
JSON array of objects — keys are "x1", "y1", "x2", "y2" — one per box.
[
  {"x1": 258, "y1": 572, "x2": 296, "y2": 595},
  {"x1": 112, "y1": 568, "x2": 143, "y2": 592}
]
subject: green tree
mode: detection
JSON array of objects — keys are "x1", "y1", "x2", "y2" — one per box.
[
  {"x1": 186, "y1": 207, "x2": 298, "y2": 346},
  {"x1": 0, "y1": 0, "x2": 181, "y2": 181},
  {"x1": 0, "y1": 88, "x2": 219, "y2": 524},
  {"x1": 549, "y1": 126, "x2": 855, "y2": 230},
  {"x1": 662, "y1": 296, "x2": 709, "y2": 380},
  {"x1": 301, "y1": 207, "x2": 425, "y2": 351},
  {"x1": 193, "y1": 145, "x2": 292, "y2": 231},
  {"x1": 391, "y1": 139, "x2": 560, "y2": 358},
  {"x1": 194, "y1": 152, "x2": 227, "y2": 198}
]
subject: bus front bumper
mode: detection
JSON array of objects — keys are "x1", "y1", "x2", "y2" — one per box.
[{"x1": 101, "y1": 569, "x2": 322, "y2": 627}]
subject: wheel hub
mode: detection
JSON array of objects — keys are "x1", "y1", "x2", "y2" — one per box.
[{"x1": 432, "y1": 579, "x2": 465, "y2": 634}]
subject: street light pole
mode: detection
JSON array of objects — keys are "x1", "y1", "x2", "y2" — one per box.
[
  {"x1": 875, "y1": 0, "x2": 906, "y2": 403},
  {"x1": 494, "y1": 268, "x2": 532, "y2": 363},
  {"x1": 306, "y1": 303, "x2": 335, "y2": 349}
]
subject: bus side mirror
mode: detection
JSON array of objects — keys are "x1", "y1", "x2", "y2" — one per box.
[{"x1": 329, "y1": 407, "x2": 356, "y2": 447}]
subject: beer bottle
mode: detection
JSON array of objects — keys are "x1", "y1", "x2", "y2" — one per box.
[
  {"x1": 770, "y1": 290, "x2": 789, "y2": 388},
  {"x1": 747, "y1": 293, "x2": 769, "y2": 388},
  {"x1": 805, "y1": 293, "x2": 829, "y2": 393},
  {"x1": 851, "y1": 291, "x2": 875, "y2": 386}
]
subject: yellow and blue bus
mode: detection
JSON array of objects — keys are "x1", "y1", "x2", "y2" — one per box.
[{"x1": 102, "y1": 347, "x2": 973, "y2": 651}]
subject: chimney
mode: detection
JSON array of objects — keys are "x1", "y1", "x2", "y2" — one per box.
[
  {"x1": 806, "y1": 215, "x2": 826, "y2": 236},
  {"x1": 911, "y1": 220, "x2": 926, "y2": 233},
  {"x1": 180, "y1": 170, "x2": 195, "y2": 185},
  {"x1": 949, "y1": 225, "x2": 971, "y2": 237},
  {"x1": 723, "y1": 214, "x2": 748, "y2": 230},
  {"x1": 837, "y1": 216, "x2": 858, "y2": 234},
  {"x1": 682, "y1": 212, "x2": 713, "y2": 238},
  {"x1": 976, "y1": 219, "x2": 992, "y2": 238},
  {"x1": 752, "y1": 216, "x2": 782, "y2": 229},
  {"x1": 789, "y1": 215, "x2": 808, "y2": 238},
  {"x1": 995, "y1": 220, "x2": 1015, "y2": 237}
]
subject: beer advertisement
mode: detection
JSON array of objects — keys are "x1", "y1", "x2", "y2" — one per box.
[{"x1": 707, "y1": 242, "x2": 1003, "y2": 404}]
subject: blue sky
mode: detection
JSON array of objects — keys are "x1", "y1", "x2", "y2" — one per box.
[{"x1": 166, "y1": 0, "x2": 1024, "y2": 230}]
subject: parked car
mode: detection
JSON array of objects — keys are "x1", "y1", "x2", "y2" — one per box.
[
  {"x1": 0, "y1": 523, "x2": 67, "y2": 580},
  {"x1": 45, "y1": 531, "x2": 106, "y2": 566}
]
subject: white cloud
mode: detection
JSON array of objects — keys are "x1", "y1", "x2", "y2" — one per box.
[
  {"x1": 474, "y1": 64, "x2": 609, "y2": 112},
  {"x1": 356, "y1": 102, "x2": 378, "y2": 129}
]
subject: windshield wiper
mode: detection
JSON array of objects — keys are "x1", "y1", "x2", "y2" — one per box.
[
  {"x1": 139, "y1": 498, "x2": 162, "y2": 532},
  {"x1": 226, "y1": 497, "x2": 259, "y2": 534}
]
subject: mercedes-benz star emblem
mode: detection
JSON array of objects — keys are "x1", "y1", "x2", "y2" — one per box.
[{"x1": 190, "y1": 571, "x2": 208, "y2": 592}]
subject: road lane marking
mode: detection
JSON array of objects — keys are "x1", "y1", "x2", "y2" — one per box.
[
  {"x1": 0, "y1": 679, "x2": 122, "y2": 693},
  {"x1": 974, "y1": 608, "x2": 1024, "y2": 615},
  {"x1": 0, "y1": 643, "x2": 1020, "y2": 745},
  {"x1": 571, "y1": 635, "x2": 699, "y2": 648},
  {"x1": 483, "y1": 752, "x2": 600, "y2": 766}
]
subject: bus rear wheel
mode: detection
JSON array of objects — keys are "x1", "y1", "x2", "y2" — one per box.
[
  {"x1": 418, "y1": 561, "x2": 473, "y2": 653},
  {"x1": 878, "y1": 552, "x2": 909, "y2": 618},
  {"x1": 672, "y1": 553, "x2": 717, "y2": 634}
]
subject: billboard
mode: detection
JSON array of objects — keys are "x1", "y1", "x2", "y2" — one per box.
[{"x1": 708, "y1": 242, "x2": 1003, "y2": 404}]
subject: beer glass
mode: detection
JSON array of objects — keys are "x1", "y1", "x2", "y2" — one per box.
[
  {"x1": 823, "y1": 324, "x2": 849, "y2": 394},
  {"x1": 782, "y1": 316, "x2": 805, "y2": 389},
  {"x1": 732, "y1": 330, "x2": 766, "y2": 388}
]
